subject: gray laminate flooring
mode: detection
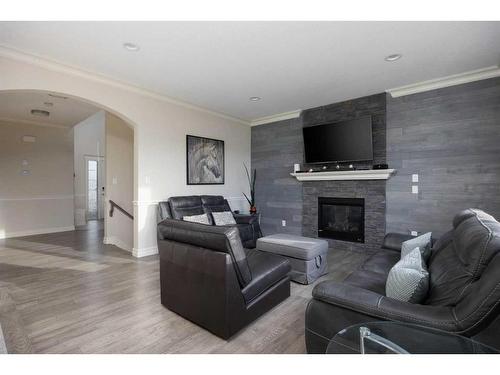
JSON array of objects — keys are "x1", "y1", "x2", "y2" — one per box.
[{"x1": 0, "y1": 223, "x2": 368, "y2": 353}]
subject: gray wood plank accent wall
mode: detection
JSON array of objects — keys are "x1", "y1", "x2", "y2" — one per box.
[
  {"x1": 386, "y1": 77, "x2": 500, "y2": 237},
  {"x1": 251, "y1": 117, "x2": 304, "y2": 236},
  {"x1": 251, "y1": 77, "x2": 500, "y2": 248}
]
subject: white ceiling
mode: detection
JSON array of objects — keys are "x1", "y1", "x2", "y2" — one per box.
[
  {"x1": 0, "y1": 21, "x2": 499, "y2": 122},
  {"x1": 0, "y1": 91, "x2": 99, "y2": 128}
]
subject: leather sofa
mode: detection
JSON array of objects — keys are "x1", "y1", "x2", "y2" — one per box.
[
  {"x1": 305, "y1": 209, "x2": 500, "y2": 353},
  {"x1": 158, "y1": 195, "x2": 262, "y2": 248},
  {"x1": 157, "y1": 217, "x2": 291, "y2": 339}
]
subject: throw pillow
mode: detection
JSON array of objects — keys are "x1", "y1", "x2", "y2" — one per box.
[
  {"x1": 211, "y1": 211, "x2": 237, "y2": 226},
  {"x1": 183, "y1": 213, "x2": 210, "y2": 225},
  {"x1": 386, "y1": 247, "x2": 430, "y2": 303},
  {"x1": 401, "y1": 232, "x2": 432, "y2": 262}
]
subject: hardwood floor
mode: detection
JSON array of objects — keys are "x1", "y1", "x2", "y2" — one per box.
[{"x1": 0, "y1": 223, "x2": 368, "y2": 354}]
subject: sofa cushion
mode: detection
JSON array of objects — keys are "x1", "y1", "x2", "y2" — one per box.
[
  {"x1": 157, "y1": 218, "x2": 252, "y2": 287},
  {"x1": 343, "y1": 269, "x2": 388, "y2": 295},
  {"x1": 386, "y1": 248, "x2": 430, "y2": 303},
  {"x1": 361, "y1": 249, "x2": 400, "y2": 276},
  {"x1": 211, "y1": 211, "x2": 237, "y2": 226},
  {"x1": 183, "y1": 213, "x2": 210, "y2": 225},
  {"x1": 168, "y1": 196, "x2": 204, "y2": 220},
  {"x1": 200, "y1": 195, "x2": 231, "y2": 213},
  {"x1": 426, "y1": 209, "x2": 500, "y2": 306},
  {"x1": 241, "y1": 249, "x2": 291, "y2": 303},
  {"x1": 401, "y1": 232, "x2": 432, "y2": 262}
]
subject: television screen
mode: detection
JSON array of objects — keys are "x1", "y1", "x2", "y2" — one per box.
[{"x1": 303, "y1": 117, "x2": 373, "y2": 164}]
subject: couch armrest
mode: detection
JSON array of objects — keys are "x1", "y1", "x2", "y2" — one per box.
[
  {"x1": 233, "y1": 213, "x2": 259, "y2": 225},
  {"x1": 312, "y1": 281, "x2": 459, "y2": 332},
  {"x1": 382, "y1": 233, "x2": 414, "y2": 252}
]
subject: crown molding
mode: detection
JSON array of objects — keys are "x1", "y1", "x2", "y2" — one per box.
[
  {"x1": 387, "y1": 66, "x2": 500, "y2": 98},
  {"x1": 0, "y1": 45, "x2": 251, "y2": 126},
  {"x1": 0, "y1": 116, "x2": 70, "y2": 129},
  {"x1": 250, "y1": 110, "x2": 302, "y2": 126}
]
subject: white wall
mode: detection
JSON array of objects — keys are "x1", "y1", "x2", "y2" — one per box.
[
  {"x1": 104, "y1": 113, "x2": 134, "y2": 252},
  {"x1": 0, "y1": 50, "x2": 251, "y2": 256},
  {"x1": 72, "y1": 110, "x2": 105, "y2": 225},
  {"x1": 0, "y1": 119, "x2": 74, "y2": 238}
]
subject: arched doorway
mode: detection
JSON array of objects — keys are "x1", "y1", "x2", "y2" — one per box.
[{"x1": 0, "y1": 89, "x2": 136, "y2": 254}]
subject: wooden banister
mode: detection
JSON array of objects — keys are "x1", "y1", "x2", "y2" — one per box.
[{"x1": 109, "y1": 200, "x2": 133, "y2": 220}]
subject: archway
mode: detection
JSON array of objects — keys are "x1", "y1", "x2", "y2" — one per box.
[{"x1": 0, "y1": 89, "x2": 137, "y2": 254}]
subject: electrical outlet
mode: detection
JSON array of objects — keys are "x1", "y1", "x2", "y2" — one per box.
[
  {"x1": 412, "y1": 185, "x2": 419, "y2": 194},
  {"x1": 282, "y1": 220, "x2": 286, "y2": 227},
  {"x1": 411, "y1": 231, "x2": 418, "y2": 236},
  {"x1": 412, "y1": 174, "x2": 419, "y2": 183}
]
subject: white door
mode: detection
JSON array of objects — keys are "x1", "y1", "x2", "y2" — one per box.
[{"x1": 85, "y1": 156, "x2": 105, "y2": 220}]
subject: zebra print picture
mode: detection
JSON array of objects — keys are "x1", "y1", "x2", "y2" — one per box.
[{"x1": 186, "y1": 135, "x2": 225, "y2": 185}]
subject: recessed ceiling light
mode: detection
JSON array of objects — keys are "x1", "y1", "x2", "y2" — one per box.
[
  {"x1": 123, "y1": 42, "x2": 140, "y2": 52},
  {"x1": 249, "y1": 97, "x2": 261, "y2": 102},
  {"x1": 385, "y1": 54, "x2": 402, "y2": 62},
  {"x1": 31, "y1": 109, "x2": 50, "y2": 117}
]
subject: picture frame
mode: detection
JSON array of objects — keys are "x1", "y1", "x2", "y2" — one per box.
[{"x1": 186, "y1": 134, "x2": 225, "y2": 185}]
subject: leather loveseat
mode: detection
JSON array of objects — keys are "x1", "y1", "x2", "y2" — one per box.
[
  {"x1": 158, "y1": 195, "x2": 262, "y2": 248},
  {"x1": 157, "y1": 217, "x2": 291, "y2": 339},
  {"x1": 305, "y1": 209, "x2": 500, "y2": 353}
]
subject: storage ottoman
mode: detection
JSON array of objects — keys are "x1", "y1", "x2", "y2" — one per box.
[{"x1": 256, "y1": 234, "x2": 329, "y2": 284}]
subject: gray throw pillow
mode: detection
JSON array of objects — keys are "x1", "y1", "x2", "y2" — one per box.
[
  {"x1": 386, "y1": 247, "x2": 429, "y2": 304},
  {"x1": 183, "y1": 213, "x2": 210, "y2": 225},
  {"x1": 401, "y1": 232, "x2": 432, "y2": 262},
  {"x1": 211, "y1": 211, "x2": 237, "y2": 226}
]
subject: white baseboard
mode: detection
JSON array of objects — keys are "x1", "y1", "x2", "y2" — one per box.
[
  {"x1": 103, "y1": 236, "x2": 133, "y2": 253},
  {"x1": 132, "y1": 245, "x2": 158, "y2": 258},
  {"x1": 0, "y1": 226, "x2": 75, "y2": 239}
]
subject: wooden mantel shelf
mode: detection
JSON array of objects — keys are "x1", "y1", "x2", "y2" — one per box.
[{"x1": 290, "y1": 169, "x2": 396, "y2": 181}]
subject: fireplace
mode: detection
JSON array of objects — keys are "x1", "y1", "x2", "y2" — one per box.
[{"x1": 318, "y1": 197, "x2": 365, "y2": 243}]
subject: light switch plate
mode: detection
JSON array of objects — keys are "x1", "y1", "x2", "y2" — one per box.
[
  {"x1": 411, "y1": 231, "x2": 418, "y2": 236},
  {"x1": 112, "y1": 177, "x2": 117, "y2": 185},
  {"x1": 412, "y1": 185, "x2": 419, "y2": 194},
  {"x1": 412, "y1": 174, "x2": 419, "y2": 183},
  {"x1": 282, "y1": 220, "x2": 286, "y2": 227}
]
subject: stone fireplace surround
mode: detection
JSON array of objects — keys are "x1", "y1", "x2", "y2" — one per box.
[{"x1": 302, "y1": 180, "x2": 387, "y2": 253}]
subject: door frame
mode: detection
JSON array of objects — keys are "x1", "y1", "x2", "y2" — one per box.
[{"x1": 84, "y1": 155, "x2": 105, "y2": 221}]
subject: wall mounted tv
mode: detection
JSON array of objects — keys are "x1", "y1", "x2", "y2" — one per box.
[{"x1": 303, "y1": 117, "x2": 373, "y2": 164}]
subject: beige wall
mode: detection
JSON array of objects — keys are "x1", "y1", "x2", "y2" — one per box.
[
  {"x1": 0, "y1": 51, "x2": 251, "y2": 256},
  {"x1": 104, "y1": 113, "x2": 134, "y2": 252},
  {"x1": 72, "y1": 110, "x2": 105, "y2": 225},
  {"x1": 0, "y1": 120, "x2": 74, "y2": 238}
]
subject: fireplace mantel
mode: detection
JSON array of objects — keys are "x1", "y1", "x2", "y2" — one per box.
[{"x1": 290, "y1": 169, "x2": 396, "y2": 181}]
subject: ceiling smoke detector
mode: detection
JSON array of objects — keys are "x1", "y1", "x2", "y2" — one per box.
[
  {"x1": 385, "y1": 54, "x2": 402, "y2": 62},
  {"x1": 249, "y1": 96, "x2": 261, "y2": 102},
  {"x1": 31, "y1": 109, "x2": 50, "y2": 117},
  {"x1": 123, "y1": 42, "x2": 140, "y2": 52},
  {"x1": 48, "y1": 93, "x2": 68, "y2": 99}
]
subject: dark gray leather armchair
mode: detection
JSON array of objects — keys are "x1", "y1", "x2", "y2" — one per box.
[
  {"x1": 306, "y1": 209, "x2": 500, "y2": 353},
  {"x1": 157, "y1": 218, "x2": 291, "y2": 339},
  {"x1": 158, "y1": 195, "x2": 262, "y2": 248}
]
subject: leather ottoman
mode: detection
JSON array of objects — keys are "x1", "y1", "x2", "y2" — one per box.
[{"x1": 257, "y1": 234, "x2": 329, "y2": 284}]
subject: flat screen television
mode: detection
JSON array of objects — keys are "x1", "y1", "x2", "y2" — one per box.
[{"x1": 302, "y1": 117, "x2": 373, "y2": 164}]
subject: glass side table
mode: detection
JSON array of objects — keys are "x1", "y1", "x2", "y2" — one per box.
[{"x1": 326, "y1": 321, "x2": 498, "y2": 354}]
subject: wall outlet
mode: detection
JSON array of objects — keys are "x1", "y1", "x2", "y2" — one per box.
[
  {"x1": 411, "y1": 185, "x2": 419, "y2": 194},
  {"x1": 282, "y1": 220, "x2": 286, "y2": 227},
  {"x1": 412, "y1": 174, "x2": 419, "y2": 183},
  {"x1": 411, "y1": 231, "x2": 418, "y2": 237}
]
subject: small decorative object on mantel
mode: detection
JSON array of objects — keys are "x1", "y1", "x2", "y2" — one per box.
[
  {"x1": 186, "y1": 135, "x2": 224, "y2": 185},
  {"x1": 243, "y1": 164, "x2": 257, "y2": 214}
]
